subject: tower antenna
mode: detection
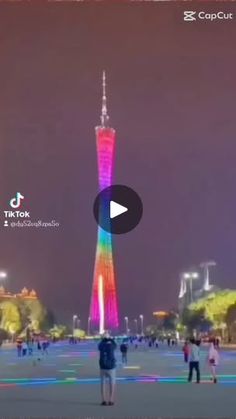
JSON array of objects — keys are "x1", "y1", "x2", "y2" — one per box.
[{"x1": 101, "y1": 70, "x2": 109, "y2": 127}]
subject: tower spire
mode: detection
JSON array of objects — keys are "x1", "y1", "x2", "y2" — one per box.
[{"x1": 101, "y1": 70, "x2": 109, "y2": 127}]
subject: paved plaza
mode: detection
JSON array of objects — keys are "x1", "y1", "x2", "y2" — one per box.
[{"x1": 0, "y1": 341, "x2": 236, "y2": 417}]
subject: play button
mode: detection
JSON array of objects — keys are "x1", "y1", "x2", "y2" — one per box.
[
  {"x1": 110, "y1": 201, "x2": 128, "y2": 219},
  {"x1": 93, "y1": 185, "x2": 143, "y2": 234}
]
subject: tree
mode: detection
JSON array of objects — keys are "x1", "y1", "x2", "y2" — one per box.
[
  {"x1": 73, "y1": 328, "x2": 86, "y2": 338},
  {"x1": 49, "y1": 324, "x2": 67, "y2": 339},
  {"x1": 225, "y1": 303, "x2": 236, "y2": 341},
  {"x1": 190, "y1": 290, "x2": 236, "y2": 332},
  {"x1": 182, "y1": 307, "x2": 212, "y2": 335},
  {"x1": 24, "y1": 299, "x2": 47, "y2": 331},
  {"x1": 0, "y1": 328, "x2": 8, "y2": 341},
  {"x1": 41, "y1": 309, "x2": 56, "y2": 330},
  {"x1": 0, "y1": 301, "x2": 22, "y2": 333},
  {"x1": 162, "y1": 312, "x2": 178, "y2": 332}
]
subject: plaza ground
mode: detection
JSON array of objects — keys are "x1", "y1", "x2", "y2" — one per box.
[{"x1": 0, "y1": 341, "x2": 236, "y2": 417}]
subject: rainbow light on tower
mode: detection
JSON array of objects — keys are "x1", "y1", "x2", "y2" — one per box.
[
  {"x1": 98, "y1": 275, "x2": 105, "y2": 335},
  {"x1": 89, "y1": 71, "x2": 119, "y2": 332}
]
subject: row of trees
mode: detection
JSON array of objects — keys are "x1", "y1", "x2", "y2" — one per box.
[
  {"x1": 0, "y1": 298, "x2": 55, "y2": 339},
  {"x1": 181, "y1": 290, "x2": 236, "y2": 340},
  {"x1": 0, "y1": 298, "x2": 87, "y2": 341},
  {"x1": 145, "y1": 291, "x2": 236, "y2": 342}
]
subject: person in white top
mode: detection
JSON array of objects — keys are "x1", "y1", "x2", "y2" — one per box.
[{"x1": 208, "y1": 341, "x2": 219, "y2": 383}]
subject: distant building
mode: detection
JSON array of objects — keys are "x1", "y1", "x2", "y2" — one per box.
[{"x1": 0, "y1": 286, "x2": 38, "y2": 300}]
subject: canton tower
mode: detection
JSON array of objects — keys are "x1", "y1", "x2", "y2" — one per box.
[{"x1": 89, "y1": 72, "x2": 119, "y2": 333}]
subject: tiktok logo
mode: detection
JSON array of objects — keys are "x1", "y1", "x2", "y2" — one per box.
[{"x1": 9, "y1": 192, "x2": 24, "y2": 209}]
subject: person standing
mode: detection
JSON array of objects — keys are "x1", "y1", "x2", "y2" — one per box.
[
  {"x1": 120, "y1": 340, "x2": 128, "y2": 365},
  {"x1": 98, "y1": 332, "x2": 117, "y2": 406},
  {"x1": 188, "y1": 338, "x2": 200, "y2": 383},
  {"x1": 182, "y1": 341, "x2": 190, "y2": 363},
  {"x1": 208, "y1": 341, "x2": 219, "y2": 383},
  {"x1": 16, "y1": 338, "x2": 22, "y2": 357},
  {"x1": 27, "y1": 340, "x2": 33, "y2": 356}
]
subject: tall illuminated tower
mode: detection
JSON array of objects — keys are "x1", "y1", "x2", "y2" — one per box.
[{"x1": 90, "y1": 72, "x2": 119, "y2": 333}]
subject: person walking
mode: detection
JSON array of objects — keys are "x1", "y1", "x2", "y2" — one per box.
[
  {"x1": 22, "y1": 341, "x2": 28, "y2": 357},
  {"x1": 188, "y1": 338, "x2": 200, "y2": 383},
  {"x1": 182, "y1": 340, "x2": 190, "y2": 363},
  {"x1": 42, "y1": 339, "x2": 49, "y2": 355},
  {"x1": 98, "y1": 332, "x2": 117, "y2": 406},
  {"x1": 208, "y1": 341, "x2": 219, "y2": 383},
  {"x1": 120, "y1": 340, "x2": 128, "y2": 365}
]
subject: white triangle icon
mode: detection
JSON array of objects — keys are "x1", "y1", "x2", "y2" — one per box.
[{"x1": 110, "y1": 200, "x2": 128, "y2": 219}]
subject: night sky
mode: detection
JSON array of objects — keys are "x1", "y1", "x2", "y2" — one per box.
[{"x1": 0, "y1": 2, "x2": 236, "y2": 328}]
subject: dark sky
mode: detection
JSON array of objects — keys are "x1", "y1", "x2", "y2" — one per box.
[{"x1": 0, "y1": 2, "x2": 236, "y2": 328}]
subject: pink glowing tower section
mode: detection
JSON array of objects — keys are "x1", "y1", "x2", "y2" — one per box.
[{"x1": 90, "y1": 72, "x2": 119, "y2": 332}]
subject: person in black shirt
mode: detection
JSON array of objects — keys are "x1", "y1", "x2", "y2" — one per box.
[{"x1": 98, "y1": 332, "x2": 117, "y2": 406}]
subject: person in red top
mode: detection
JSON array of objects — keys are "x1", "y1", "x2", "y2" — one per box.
[{"x1": 182, "y1": 340, "x2": 190, "y2": 363}]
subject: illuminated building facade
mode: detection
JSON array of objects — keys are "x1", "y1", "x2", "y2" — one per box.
[
  {"x1": 89, "y1": 72, "x2": 119, "y2": 333},
  {"x1": 0, "y1": 286, "x2": 37, "y2": 300}
]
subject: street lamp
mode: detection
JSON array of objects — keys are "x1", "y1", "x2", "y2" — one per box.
[
  {"x1": 73, "y1": 314, "x2": 78, "y2": 335},
  {"x1": 139, "y1": 314, "x2": 144, "y2": 336},
  {"x1": 124, "y1": 316, "x2": 129, "y2": 335},
  {"x1": 200, "y1": 261, "x2": 216, "y2": 291},
  {"x1": 87, "y1": 317, "x2": 91, "y2": 336},
  {"x1": 134, "y1": 319, "x2": 138, "y2": 334},
  {"x1": 183, "y1": 271, "x2": 199, "y2": 303}
]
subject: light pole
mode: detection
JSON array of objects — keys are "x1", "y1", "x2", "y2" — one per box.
[
  {"x1": 183, "y1": 272, "x2": 199, "y2": 303},
  {"x1": 139, "y1": 314, "x2": 144, "y2": 336},
  {"x1": 200, "y1": 261, "x2": 216, "y2": 291},
  {"x1": 124, "y1": 316, "x2": 129, "y2": 335},
  {"x1": 134, "y1": 319, "x2": 138, "y2": 335},
  {"x1": 73, "y1": 314, "x2": 78, "y2": 336},
  {"x1": 87, "y1": 317, "x2": 91, "y2": 336}
]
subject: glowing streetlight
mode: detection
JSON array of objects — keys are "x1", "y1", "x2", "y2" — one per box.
[
  {"x1": 134, "y1": 318, "x2": 138, "y2": 334},
  {"x1": 87, "y1": 316, "x2": 91, "y2": 336},
  {"x1": 124, "y1": 316, "x2": 129, "y2": 335},
  {"x1": 183, "y1": 271, "x2": 199, "y2": 303},
  {"x1": 200, "y1": 261, "x2": 216, "y2": 291},
  {"x1": 139, "y1": 314, "x2": 144, "y2": 335},
  {"x1": 0, "y1": 271, "x2": 7, "y2": 279},
  {"x1": 73, "y1": 314, "x2": 78, "y2": 335}
]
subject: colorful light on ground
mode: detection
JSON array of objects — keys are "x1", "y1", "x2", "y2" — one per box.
[
  {"x1": 89, "y1": 81, "x2": 119, "y2": 331},
  {"x1": 2, "y1": 375, "x2": 236, "y2": 388}
]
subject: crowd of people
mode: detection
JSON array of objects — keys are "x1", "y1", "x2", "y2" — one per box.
[
  {"x1": 16, "y1": 337, "x2": 50, "y2": 359},
  {"x1": 97, "y1": 332, "x2": 221, "y2": 406},
  {"x1": 5, "y1": 331, "x2": 221, "y2": 407}
]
